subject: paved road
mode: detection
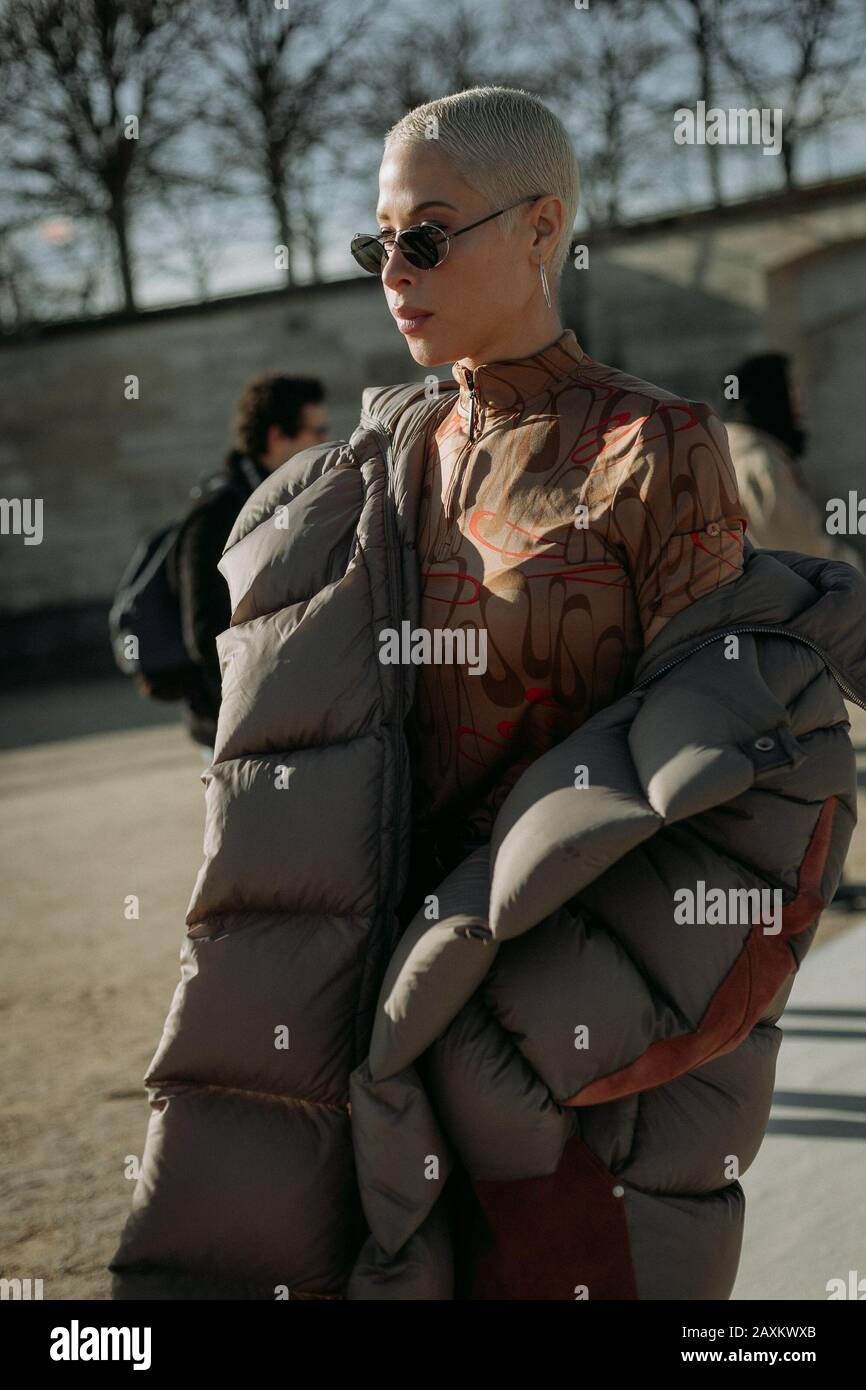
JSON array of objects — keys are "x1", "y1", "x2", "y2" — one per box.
[
  {"x1": 732, "y1": 916, "x2": 866, "y2": 1300},
  {"x1": 0, "y1": 711, "x2": 205, "y2": 1300},
  {"x1": 0, "y1": 677, "x2": 864, "y2": 1300}
]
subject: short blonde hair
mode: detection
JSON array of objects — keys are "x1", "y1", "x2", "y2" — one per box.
[{"x1": 384, "y1": 85, "x2": 580, "y2": 288}]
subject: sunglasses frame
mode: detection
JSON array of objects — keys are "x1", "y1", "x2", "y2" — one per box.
[{"x1": 351, "y1": 193, "x2": 546, "y2": 275}]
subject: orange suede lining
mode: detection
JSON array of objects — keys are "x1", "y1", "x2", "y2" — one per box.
[
  {"x1": 562, "y1": 795, "x2": 837, "y2": 1107},
  {"x1": 462, "y1": 1133, "x2": 638, "y2": 1300}
]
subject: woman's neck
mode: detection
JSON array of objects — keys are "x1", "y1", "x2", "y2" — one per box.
[{"x1": 456, "y1": 317, "x2": 565, "y2": 371}]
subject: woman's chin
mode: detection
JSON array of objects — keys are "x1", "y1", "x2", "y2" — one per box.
[{"x1": 404, "y1": 336, "x2": 449, "y2": 368}]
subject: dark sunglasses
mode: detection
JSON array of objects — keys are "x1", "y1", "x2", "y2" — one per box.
[{"x1": 350, "y1": 193, "x2": 544, "y2": 275}]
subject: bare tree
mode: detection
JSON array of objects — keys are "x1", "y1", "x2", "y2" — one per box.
[
  {"x1": 0, "y1": 0, "x2": 207, "y2": 313},
  {"x1": 651, "y1": 0, "x2": 729, "y2": 203},
  {"x1": 137, "y1": 193, "x2": 233, "y2": 303},
  {"x1": 713, "y1": 0, "x2": 866, "y2": 188},
  {"x1": 199, "y1": 0, "x2": 380, "y2": 287},
  {"x1": 538, "y1": 0, "x2": 668, "y2": 227},
  {"x1": 0, "y1": 227, "x2": 36, "y2": 333},
  {"x1": 348, "y1": 0, "x2": 529, "y2": 140},
  {"x1": 0, "y1": 211, "x2": 111, "y2": 329}
]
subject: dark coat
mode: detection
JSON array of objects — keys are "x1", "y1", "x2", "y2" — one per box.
[{"x1": 171, "y1": 450, "x2": 267, "y2": 745}]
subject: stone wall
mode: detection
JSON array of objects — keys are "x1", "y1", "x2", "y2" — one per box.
[{"x1": 1, "y1": 175, "x2": 864, "y2": 682}]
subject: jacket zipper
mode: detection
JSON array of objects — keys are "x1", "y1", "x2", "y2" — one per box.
[
  {"x1": 466, "y1": 369, "x2": 478, "y2": 443},
  {"x1": 442, "y1": 369, "x2": 484, "y2": 525},
  {"x1": 630, "y1": 623, "x2": 866, "y2": 710}
]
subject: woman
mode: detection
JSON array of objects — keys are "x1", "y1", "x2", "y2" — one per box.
[{"x1": 110, "y1": 86, "x2": 865, "y2": 1301}]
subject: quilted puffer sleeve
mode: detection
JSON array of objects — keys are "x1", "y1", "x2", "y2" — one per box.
[
  {"x1": 477, "y1": 633, "x2": 856, "y2": 1109},
  {"x1": 609, "y1": 403, "x2": 748, "y2": 645}
]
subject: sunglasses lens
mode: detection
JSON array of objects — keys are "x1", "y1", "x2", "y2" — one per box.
[
  {"x1": 400, "y1": 227, "x2": 443, "y2": 269},
  {"x1": 351, "y1": 235, "x2": 386, "y2": 275}
]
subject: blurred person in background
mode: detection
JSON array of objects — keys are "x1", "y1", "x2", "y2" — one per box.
[
  {"x1": 722, "y1": 352, "x2": 862, "y2": 569},
  {"x1": 175, "y1": 373, "x2": 329, "y2": 756},
  {"x1": 724, "y1": 353, "x2": 866, "y2": 917}
]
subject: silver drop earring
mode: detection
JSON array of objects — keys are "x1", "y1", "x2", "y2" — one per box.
[{"x1": 539, "y1": 259, "x2": 552, "y2": 308}]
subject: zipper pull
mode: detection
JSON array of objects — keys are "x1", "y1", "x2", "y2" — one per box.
[{"x1": 466, "y1": 369, "x2": 477, "y2": 442}]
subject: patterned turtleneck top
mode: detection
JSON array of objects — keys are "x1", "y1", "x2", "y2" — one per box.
[{"x1": 405, "y1": 328, "x2": 748, "y2": 842}]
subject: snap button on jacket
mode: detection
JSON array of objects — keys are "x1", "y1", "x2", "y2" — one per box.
[{"x1": 109, "y1": 376, "x2": 866, "y2": 1301}]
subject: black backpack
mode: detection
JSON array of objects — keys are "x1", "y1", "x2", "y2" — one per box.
[{"x1": 108, "y1": 472, "x2": 246, "y2": 702}]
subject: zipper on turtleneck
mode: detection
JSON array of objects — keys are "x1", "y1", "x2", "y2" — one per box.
[
  {"x1": 440, "y1": 369, "x2": 485, "y2": 526},
  {"x1": 465, "y1": 368, "x2": 478, "y2": 444}
]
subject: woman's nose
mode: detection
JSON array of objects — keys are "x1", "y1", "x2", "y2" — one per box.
[{"x1": 381, "y1": 244, "x2": 419, "y2": 292}]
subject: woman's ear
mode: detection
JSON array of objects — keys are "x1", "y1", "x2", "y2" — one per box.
[{"x1": 533, "y1": 194, "x2": 564, "y2": 253}]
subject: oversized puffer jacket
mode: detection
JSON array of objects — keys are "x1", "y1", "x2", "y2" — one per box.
[{"x1": 109, "y1": 378, "x2": 866, "y2": 1300}]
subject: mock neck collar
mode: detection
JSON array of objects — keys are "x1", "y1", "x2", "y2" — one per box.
[{"x1": 450, "y1": 328, "x2": 586, "y2": 412}]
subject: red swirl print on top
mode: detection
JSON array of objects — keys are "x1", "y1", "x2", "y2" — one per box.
[{"x1": 406, "y1": 329, "x2": 748, "y2": 840}]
